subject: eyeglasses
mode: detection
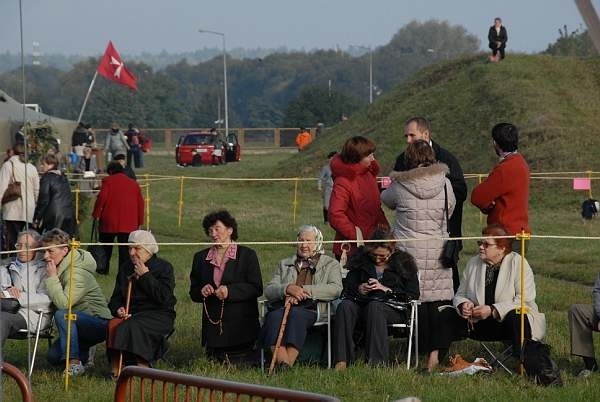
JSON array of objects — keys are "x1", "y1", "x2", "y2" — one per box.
[{"x1": 477, "y1": 240, "x2": 498, "y2": 249}]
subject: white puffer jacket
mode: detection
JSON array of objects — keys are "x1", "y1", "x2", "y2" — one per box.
[{"x1": 381, "y1": 163, "x2": 455, "y2": 302}]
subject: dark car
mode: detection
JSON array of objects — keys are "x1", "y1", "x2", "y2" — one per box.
[{"x1": 175, "y1": 132, "x2": 241, "y2": 166}]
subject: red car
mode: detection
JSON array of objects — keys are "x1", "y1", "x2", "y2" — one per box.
[{"x1": 175, "y1": 132, "x2": 241, "y2": 166}]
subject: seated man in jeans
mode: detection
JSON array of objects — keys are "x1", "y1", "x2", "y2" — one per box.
[
  {"x1": 568, "y1": 272, "x2": 600, "y2": 377},
  {"x1": 42, "y1": 228, "x2": 111, "y2": 376},
  {"x1": 0, "y1": 230, "x2": 51, "y2": 345}
]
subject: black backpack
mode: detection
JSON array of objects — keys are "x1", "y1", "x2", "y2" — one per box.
[
  {"x1": 522, "y1": 339, "x2": 562, "y2": 386},
  {"x1": 581, "y1": 199, "x2": 598, "y2": 220}
]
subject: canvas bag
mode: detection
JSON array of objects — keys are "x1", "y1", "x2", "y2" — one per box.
[{"x1": 339, "y1": 226, "x2": 364, "y2": 278}]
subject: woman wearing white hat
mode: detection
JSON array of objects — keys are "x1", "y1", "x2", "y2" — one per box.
[{"x1": 107, "y1": 230, "x2": 176, "y2": 377}]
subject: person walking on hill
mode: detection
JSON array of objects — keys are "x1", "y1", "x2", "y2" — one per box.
[
  {"x1": 488, "y1": 17, "x2": 508, "y2": 61},
  {"x1": 0, "y1": 144, "x2": 39, "y2": 251},
  {"x1": 92, "y1": 161, "x2": 145, "y2": 275},
  {"x1": 394, "y1": 117, "x2": 466, "y2": 292},
  {"x1": 471, "y1": 123, "x2": 530, "y2": 251},
  {"x1": 295, "y1": 128, "x2": 313, "y2": 152}
]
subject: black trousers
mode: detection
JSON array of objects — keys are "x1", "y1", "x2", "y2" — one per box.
[
  {"x1": 432, "y1": 308, "x2": 532, "y2": 357},
  {"x1": 418, "y1": 300, "x2": 452, "y2": 354},
  {"x1": 490, "y1": 44, "x2": 506, "y2": 59},
  {"x1": 98, "y1": 232, "x2": 130, "y2": 274},
  {"x1": 333, "y1": 299, "x2": 405, "y2": 365},
  {"x1": 4, "y1": 220, "x2": 25, "y2": 251}
]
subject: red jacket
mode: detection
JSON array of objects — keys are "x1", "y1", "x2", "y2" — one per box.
[
  {"x1": 471, "y1": 153, "x2": 530, "y2": 234},
  {"x1": 92, "y1": 173, "x2": 145, "y2": 233},
  {"x1": 328, "y1": 155, "x2": 389, "y2": 257}
]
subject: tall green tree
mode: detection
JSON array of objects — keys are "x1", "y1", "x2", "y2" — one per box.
[{"x1": 283, "y1": 87, "x2": 360, "y2": 127}]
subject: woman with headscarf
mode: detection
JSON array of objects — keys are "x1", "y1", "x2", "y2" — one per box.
[
  {"x1": 261, "y1": 225, "x2": 342, "y2": 369},
  {"x1": 189, "y1": 210, "x2": 263, "y2": 364},
  {"x1": 107, "y1": 230, "x2": 176, "y2": 377}
]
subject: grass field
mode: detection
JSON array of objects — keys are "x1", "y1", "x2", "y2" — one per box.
[{"x1": 3, "y1": 152, "x2": 600, "y2": 402}]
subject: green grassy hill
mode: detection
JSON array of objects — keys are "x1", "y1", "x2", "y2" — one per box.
[{"x1": 282, "y1": 54, "x2": 600, "y2": 176}]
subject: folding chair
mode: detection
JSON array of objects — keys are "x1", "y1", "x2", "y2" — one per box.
[
  {"x1": 480, "y1": 341, "x2": 514, "y2": 375},
  {"x1": 10, "y1": 309, "x2": 55, "y2": 377},
  {"x1": 388, "y1": 299, "x2": 419, "y2": 369},
  {"x1": 259, "y1": 300, "x2": 333, "y2": 371}
]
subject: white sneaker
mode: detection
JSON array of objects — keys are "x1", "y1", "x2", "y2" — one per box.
[{"x1": 577, "y1": 369, "x2": 593, "y2": 378}]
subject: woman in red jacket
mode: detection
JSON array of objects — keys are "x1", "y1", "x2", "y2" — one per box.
[
  {"x1": 328, "y1": 136, "x2": 389, "y2": 261},
  {"x1": 92, "y1": 161, "x2": 144, "y2": 275}
]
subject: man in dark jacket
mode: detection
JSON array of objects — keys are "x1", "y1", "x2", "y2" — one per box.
[
  {"x1": 393, "y1": 117, "x2": 467, "y2": 291},
  {"x1": 488, "y1": 17, "x2": 508, "y2": 60}
]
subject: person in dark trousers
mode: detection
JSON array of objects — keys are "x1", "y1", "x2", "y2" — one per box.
[
  {"x1": 488, "y1": 17, "x2": 508, "y2": 60},
  {"x1": 394, "y1": 117, "x2": 467, "y2": 292},
  {"x1": 92, "y1": 162, "x2": 144, "y2": 275}
]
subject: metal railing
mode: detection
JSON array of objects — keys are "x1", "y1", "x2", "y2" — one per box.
[{"x1": 0, "y1": 362, "x2": 34, "y2": 402}]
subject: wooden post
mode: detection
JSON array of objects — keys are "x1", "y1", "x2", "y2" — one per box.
[
  {"x1": 165, "y1": 129, "x2": 172, "y2": 154},
  {"x1": 274, "y1": 128, "x2": 281, "y2": 147},
  {"x1": 238, "y1": 129, "x2": 245, "y2": 146}
]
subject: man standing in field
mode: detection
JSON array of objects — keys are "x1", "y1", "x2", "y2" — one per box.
[
  {"x1": 394, "y1": 116, "x2": 467, "y2": 291},
  {"x1": 471, "y1": 123, "x2": 530, "y2": 250}
]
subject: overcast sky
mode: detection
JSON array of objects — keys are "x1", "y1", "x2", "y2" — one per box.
[{"x1": 0, "y1": 0, "x2": 589, "y2": 55}]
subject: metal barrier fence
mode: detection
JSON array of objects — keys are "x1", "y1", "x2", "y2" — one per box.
[{"x1": 114, "y1": 366, "x2": 340, "y2": 402}]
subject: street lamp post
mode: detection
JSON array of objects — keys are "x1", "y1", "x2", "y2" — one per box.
[
  {"x1": 351, "y1": 44, "x2": 373, "y2": 104},
  {"x1": 199, "y1": 29, "x2": 228, "y2": 137}
]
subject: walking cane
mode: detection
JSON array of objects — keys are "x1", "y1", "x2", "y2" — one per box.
[
  {"x1": 268, "y1": 300, "x2": 292, "y2": 375},
  {"x1": 116, "y1": 277, "x2": 133, "y2": 377}
]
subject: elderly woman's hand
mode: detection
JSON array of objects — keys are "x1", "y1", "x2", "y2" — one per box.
[
  {"x1": 285, "y1": 284, "x2": 310, "y2": 301},
  {"x1": 459, "y1": 301, "x2": 474, "y2": 319},
  {"x1": 472, "y1": 305, "x2": 493, "y2": 320},
  {"x1": 214, "y1": 285, "x2": 228, "y2": 300},
  {"x1": 201, "y1": 284, "x2": 215, "y2": 298}
]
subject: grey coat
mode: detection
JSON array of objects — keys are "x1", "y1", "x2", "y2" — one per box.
[
  {"x1": 319, "y1": 164, "x2": 333, "y2": 208},
  {"x1": 381, "y1": 163, "x2": 455, "y2": 302},
  {"x1": 264, "y1": 254, "x2": 343, "y2": 318},
  {"x1": 1, "y1": 258, "x2": 52, "y2": 330}
]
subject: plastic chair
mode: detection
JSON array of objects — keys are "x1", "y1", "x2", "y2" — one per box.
[{"x1": 9, "y1": 309, "x2": 55, "y2": 377}]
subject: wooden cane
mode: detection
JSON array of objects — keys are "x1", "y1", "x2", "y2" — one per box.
[
  {"x1": 116, "y1": 277, "x2": 133, "y2": 377},
  {"x1": 268, "y1": 300, "x2": 292, "y2": 375}
]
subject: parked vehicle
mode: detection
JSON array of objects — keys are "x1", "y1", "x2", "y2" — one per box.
[{"x1": 175, "y1": 132, "x2": 241, "y2": 166}]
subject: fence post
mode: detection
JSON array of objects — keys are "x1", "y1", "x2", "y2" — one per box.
[
  {"x1": 516, "y1": 230, "x2": 531, "y2": 377},
  {"x1": 64, "y1": 238, "x2": 81, "y2": 390},
  {"x1": 292, "y1": 178, "x2": 299, "y2": 225},
  {"x1": 274, "y1": 128, "x2": 281, "y2": 147},
  {"x1": 165, "y1": 129, "x2": 172, "y2": 154},
  {"x1": 145, "y1": 174, "x2": 151, "y2": 230},
  {"x1": 178, "y1": 176, "x2": 185, "y2": 228},
  {"x1": 587, "y1": 169, "x2": 593, "y2": 198},
  {"x1": 74, "y1": 186, "x2": 80, "y2": 225},
  {"x1": 238, "y1": 129, "x2": 245, "y2": 147}
]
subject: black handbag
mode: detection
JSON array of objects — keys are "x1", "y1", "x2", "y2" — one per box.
[
  {"x1": 440, "y1": 184, "x2": 460, "y2": 268},
  {"x1": 87, "y1": 220, "x2": 108, "y2": 274},
  {"x1": 1, "y1": 297, "x2": 20, "y2": 313}
]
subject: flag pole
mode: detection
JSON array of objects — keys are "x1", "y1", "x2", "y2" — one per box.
[{"x1": 76, "y1": 71, "x2": 98, "y2": 125}]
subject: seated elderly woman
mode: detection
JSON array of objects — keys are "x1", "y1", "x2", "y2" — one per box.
[
  {"x1": 428, "y1": 223, "x2": 546, "y2": 370},
  {"x1": 261, "y1": 225, "x2": 342, "y2": 369},
  {"x1": 189, "y1": 210, "x2": 263, "y2": 364},
  {"x1": 333, "y1": 230, "x2": 420, "y2": 370},
  {"x1": 107, "y1": 230, "x2": 176, "y2": 377}
]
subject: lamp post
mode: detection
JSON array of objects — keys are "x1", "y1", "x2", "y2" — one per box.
[
  {"x1": 199, "y1": 29, "x2": 229, "y2": 137},
  {"x1": 351, "y1": 44, "x2": 373, "y2": 104}
]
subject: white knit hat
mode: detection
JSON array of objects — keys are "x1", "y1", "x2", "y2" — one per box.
[{"x1": 128, "y1": 230, "x2": 158, "y2": 255}]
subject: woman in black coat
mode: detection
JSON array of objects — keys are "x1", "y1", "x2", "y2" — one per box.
[
  {"x1": 107, "y1": 230, "x2": 176, "y2": 377},
  {"x1": 189, "y1": 210, "x2": 263, "y2": 364},
  {"x1": 33, "y1": 153, "x2": 77, "y2": 236},
  {"x1": 333, "y1": 230, "x2": 419, "y2": 369}
]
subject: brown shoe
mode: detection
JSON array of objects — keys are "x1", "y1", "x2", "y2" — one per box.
[{"x1": 334, "y1": 361, "x2": 347, "y2": 371}]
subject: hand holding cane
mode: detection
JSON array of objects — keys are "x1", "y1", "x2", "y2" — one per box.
[
  {"x1": 268, "y1": 299, "x2": 292, "y2": 375},
  {"x1": 116, "y1": 277, "x2": 133, "y2": 377}
]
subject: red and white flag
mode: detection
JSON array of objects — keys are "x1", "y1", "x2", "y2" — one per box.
[{"x1": 97, "y1": 41, "x2": 138, "y2": 91}]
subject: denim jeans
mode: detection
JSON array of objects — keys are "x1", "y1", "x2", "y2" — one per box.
[{"x1": 47, "y1": 309, "x2": 108, "y2": 364}]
